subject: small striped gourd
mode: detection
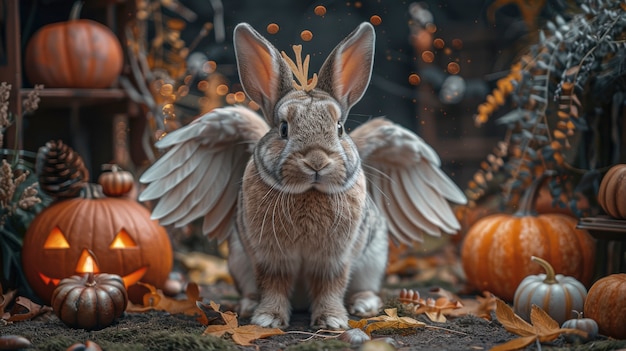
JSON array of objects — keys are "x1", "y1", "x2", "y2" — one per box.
[
  {"x1": 98, "y1": 164, "x2": 134, "y2": 197},
  {"x1": 513, "y1": 256, "x2": 587, "y2": 325}
]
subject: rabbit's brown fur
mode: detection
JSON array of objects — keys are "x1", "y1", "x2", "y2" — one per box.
[
  {"x1": 139, "y1": 21, "x2": 465, "y2": 330},
  {"x1": 229, "y1": 22, "x2": 385, "y2": 329}
]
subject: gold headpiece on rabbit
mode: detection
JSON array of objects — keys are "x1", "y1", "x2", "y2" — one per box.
[{"x1": 281, "y1": 45, "x2": 318, "y2": 92}]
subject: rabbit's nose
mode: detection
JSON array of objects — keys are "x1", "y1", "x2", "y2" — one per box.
[{"x1": 302, "y1": 150, "x2": 331, "y2": 172}]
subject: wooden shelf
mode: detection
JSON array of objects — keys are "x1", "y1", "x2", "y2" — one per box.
[
  {"x1": 578, "y1": 216, "x2": 626, "y2": 240},
  {"x1": 21, "y1": 88, "x2": 128, "y2": 108}
]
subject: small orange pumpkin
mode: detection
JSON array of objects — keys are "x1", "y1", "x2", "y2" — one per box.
[
  {"x1": 461, "y1": 172, "x2": 596, "y2": 301},
  {"x1": 597, "y1": 164, "x2": 626, "y2": 219},
  {"x1": 24, "y1": 1, "x2": 123, "y2": 88},
  {"x1": 583, "y1": 273, "x2": 626, "y2": 339},
  {"x1": 22, "y1": 183, "x2": 172, "y2": 304},
  {"x1": 98, "y1": 165, "x2": 134, "y2": 197}
]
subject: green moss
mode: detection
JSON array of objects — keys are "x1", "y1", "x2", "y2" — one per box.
[
  {"x1": 284, "y1": 339, "x2": 351, "y2": 351},
  {"x1": 543, "y1": 339, "x2": 626, "y2": 351},
  {"x1": 96, "y1": 332, "x2": 238, "y2": 351}
]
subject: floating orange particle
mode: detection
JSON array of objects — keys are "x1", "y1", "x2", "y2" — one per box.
[
  {"x1": 447, "y1": 62, "x2": 460, "y2": 74},
  {"x1": 370, "y1": 15, "x2": 382, "y2": 25},
  {"x1": 408, "y1": 73, "x2": 421, "y2": 85},
  {"x1": 203, "y1": 60, "x2": 217, "y2": 74},
  {"x1": 267, "y1": 23, "x2": 279, "y2": 34},
  {"x1": 452, "y1": 38, "x2": 463, "y2": 50},
  {"x1": 216, "y1": 84, "x2": 229, "y2": 96},
  {"x1": 412, "y1": 31, "x2": 432, "y2": 51},
  {"x1": 197, "y1": 80, "x2": 209, "y2": 91},
  {"x1": 425, "y1": 23, "x2": 437, "y2": 33},
  {"x1": 433, "y1": 38, "x2": 445, "y2": 49},
  {"x1": 314, "y1": 5, "x2": 327, "y2": 16},
  {"x1": 234, "y1": 91, "x2": 246, "y2": 103},
  {"x1": 421, "y1": 51, "x2": 435, "y2": 63},
  {"x1": 301, "y1": 30, "x2": 313, "y2": 41}
]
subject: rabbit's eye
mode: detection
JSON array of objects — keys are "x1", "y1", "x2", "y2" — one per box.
[
  {"x1": 279, "y1": 121, "x2": 289, "y2": 139},
  {"x1": 337, "y1": 122, "x2": 344, "y2": 137}
]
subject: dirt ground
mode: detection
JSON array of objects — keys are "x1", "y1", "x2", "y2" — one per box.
[
  {"x1": 2, "y1": 281, "x2": 626, "y2": 351},
  {"x1": 2, "y1": 240, "x2": 625, "y2": 351}
]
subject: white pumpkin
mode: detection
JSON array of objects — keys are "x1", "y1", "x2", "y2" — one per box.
[
  {"x1": 561, "y1": 311, "x2": 598, "y2": 343},
  {"x1": 513, "y1": 256, "x2": 587, "y2": 325}
]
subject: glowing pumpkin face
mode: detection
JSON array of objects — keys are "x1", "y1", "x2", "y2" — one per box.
[{"x1": 22, "y1": 185, "x2": 173, "y2": 304}]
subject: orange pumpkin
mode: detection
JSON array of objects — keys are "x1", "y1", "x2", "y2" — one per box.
[
  {"x1": 98, "y1": 165, "x2": 135, "y2": 197},
  {"x1": 22, "y1": 184, "x2": 172, "y2": 304},
  {"x1": 24, "y1": 1, "x2": 123, "y2": 88},
  {"x1": 583, "y1": 273, "x2": 626, "y2": 339},
  {"x1": 461, "y1": 172, "x2": 596, "y2": 301},
  {"x1": 597, "y1": 164, "x2": 626, "y2": 219}
]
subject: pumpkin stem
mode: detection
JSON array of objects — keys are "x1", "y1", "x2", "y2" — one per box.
[
  {"x1": 514, "y1": 170, "x2": 557, "y2": 217},
  {"x1": 101, "y1": 164, "x2": 122, "y2": 172},
  {"x1": 69, "y1": 1, "x2": 84, "y2": 21},
  {"x1": 85, "y1": 272, "x2": 96, "y2": 287},
  {"x1": 79, "y1": 183, "x2": 107, "y2": 199},
  {"x1": 531, "y1": 256, "x2": 558, "y2": 284}
]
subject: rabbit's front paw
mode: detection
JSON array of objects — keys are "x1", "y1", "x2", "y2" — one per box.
[
  {"x1": 348, "y1": 291, "x2": 382, "y2": 317},
  {"x1": 251, "y1": 301, "x2": 290, "y2": 328},
  {"x1": 311, "y1": 309, "x2": 349, "y2": 330}
]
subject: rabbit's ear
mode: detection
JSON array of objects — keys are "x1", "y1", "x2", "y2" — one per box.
[
  {"x1": 234, "y1": 23, "x2": 292, "y2": 125},
  {"x1": 318, "y1": 22, "x2": 375, "y2": 116}
]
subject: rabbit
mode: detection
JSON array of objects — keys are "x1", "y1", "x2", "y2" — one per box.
[{"x1": 139, "y1": 22, "x2": 467, "y2": 329}]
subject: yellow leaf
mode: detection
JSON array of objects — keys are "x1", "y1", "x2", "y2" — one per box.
[
  {"x1": 425, "y1": 311, "x2": 446, "y2": 323},
  {"x1": 529, "y1": 304, "x2": 558, "y2": 333},
  {"x1": 348, "y1": 319, "x2": 368, "y2": 329},
  {"x1": 494, "y1": 299, "x2": 536, "y2": 337},
  {"x1": 490, "y1": 335, "x2": 536, "y2": 351},
  {"x1": 492, "y1": 299, "x2": 589, "y2": 351},
  {"x1": 126, "y1": 282, "x2": 209, "y2": 325},
  {"x1": 351, "y1": 307, "x2": 425, "y2": 336},
  {"x1": 203, "y1": 324, "x2": 235, "y2": 338},
  {"x1": 230, "y1": 325, "x2": 285, "y2": 346},
  {"x1": 384, "y1": 308, "x2": 398, "y2": 319}
]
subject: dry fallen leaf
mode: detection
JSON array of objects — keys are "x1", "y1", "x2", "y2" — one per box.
[
  {"x1": 414, "y1": 297, "x2": 463, "y2": 323},
  {"x1": 201, "y1": 300, "x2": 284, "y2": 347},
  {"x1": 126, "y1": 282, "x2": 208, "y2": 324},
  {"x1": 4, "y1": 296, "x2": 53, "y2": 322},
  {"x1": 348, "y1": 308, "x2": 426, "y2": 336},
  {"x1": 444, "y1": 291, "x2": 497, "y2": 320},
  {"x1": 397, "y1": 288, "x2": 463, "y2": 323},
  {"x1": 491, "y1": 298, "x2": 588, "y2": 351},
  {"x1": 0, "y1": 284, "x2": 17, "y2": 315}
]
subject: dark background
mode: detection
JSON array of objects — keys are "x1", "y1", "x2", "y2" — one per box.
[{"x1": 9, "y1": 0, "x2": 551, "y2": 186}]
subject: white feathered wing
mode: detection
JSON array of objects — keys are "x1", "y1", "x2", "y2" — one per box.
[
  {"x1": 138, "y1": 106, "x2": 269, "y2": 241},
  {"x1": 350, "y1": 118, "x2": 467, "y2": 245}
]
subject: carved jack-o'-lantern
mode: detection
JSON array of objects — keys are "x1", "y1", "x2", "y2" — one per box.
[{"x1": 22, "y1": 184, "x2": 173, "y2": 304}]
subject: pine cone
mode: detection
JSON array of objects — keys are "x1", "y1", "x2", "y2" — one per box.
[{"x1": 36, "y1": 140, "x2": 89, "y2": 199}]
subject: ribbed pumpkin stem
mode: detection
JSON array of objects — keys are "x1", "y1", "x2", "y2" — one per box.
[
  {"x1": 69, "y1": 1, "x2": 84, "y2": 21},
  {"x1": 85, "y1": 272, "x2": 96, "y2": 287},
  {"x1": 79, "y1": 183, "x2": 107, "y2": 199},
  {"x1": 514, "y1": 170, "x2": 557, "y2": 217},
  {"x1": 531, "y1": 256, "x2": 558, "y2": 284}
]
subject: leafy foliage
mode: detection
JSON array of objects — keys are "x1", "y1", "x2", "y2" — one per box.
[{"x1": 468, "y1": 0, "x2": 626, "y2": 215}]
